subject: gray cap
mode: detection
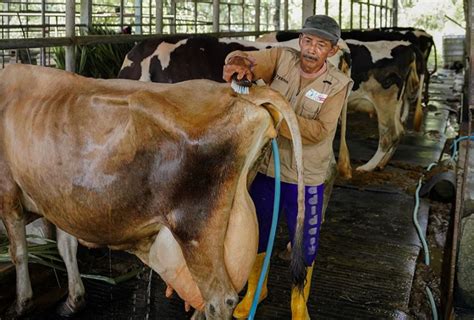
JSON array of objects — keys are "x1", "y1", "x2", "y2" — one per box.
[{"x1": 301, "y1": 15, "x2": 341, "y2": 45}]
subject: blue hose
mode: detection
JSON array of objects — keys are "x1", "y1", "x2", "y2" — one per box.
[
  {"x1": 414, "y1": 163, "x2": 438, "y2": 320},
  {"x1": 248, "y1": 139, "x2": 281, "y2": 320},
  {"x1": 450, "y1": 135, "x2": 474, "y2": 161}
]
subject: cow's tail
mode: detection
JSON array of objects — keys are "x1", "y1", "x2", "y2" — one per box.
[
  {"x1": 406, "y1": 49, "x2": 423, "y2": 132},
  {"x1": 240, "y1": 86, "x2": 307, "y2": 290},
  {"x1": 413, "y1": 73, "x2": 424, "y2": 131},
  {"x1": 337, "y1": 95, "x2": 352, "y2": 179}
]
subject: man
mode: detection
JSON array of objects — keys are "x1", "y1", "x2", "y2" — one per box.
[{"x1": 223, "y1": 15, "x2": 353, "y2": 319}]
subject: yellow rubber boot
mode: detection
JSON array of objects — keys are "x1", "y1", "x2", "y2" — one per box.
[
  {"x1": 233, "y1": 253, "x2": 268, "y2": 319},
  {"x1": 291, "y1": 263, "x2": 314, "y2": 320}
]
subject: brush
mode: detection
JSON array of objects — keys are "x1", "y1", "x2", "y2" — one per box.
[{"x1": 231, "y1": 73, "x2": 252, "y2": 95}]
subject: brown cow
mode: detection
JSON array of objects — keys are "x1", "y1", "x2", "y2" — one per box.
[{"x1": 0, "y1": 64, "x2": 305, "y2": 319}]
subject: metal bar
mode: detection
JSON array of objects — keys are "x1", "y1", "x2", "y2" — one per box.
[
  {"x1": 120, "y1": 0, "x2": 124, "y2": 31},
  {"x1": 170, "y1": 0, "x2": 176, "y2": 33},
  {"x1": 275, "y1": 0, "x2": 280, "y2": 29},
  {"x1": 283, "y1": 0, "x2": 288, "y2": 30},
  {"x1": 65, "y1": 0, "x2": 75, "y2": 72},
  {"x1": 367, "y1": 0, "x2": 370, "y2": 28},
  {"x1": 25, "y1": 0, "x2": 29, "y2": 38},
  {"x1": 392, "y1": 0, "x2": 397, "y2": 26},
  {"x1": 242, "y1": 0, "x2": 245, "y2": 31},
  {"x1": 135, "y1": 0, "x2": 142, "y2": 34},
  {"x1": 149, "y1": 0, "x2": 152, "y2": 34},
  {"x1": 339, "y1": 0, "x2": 342, "y2": 27},
  {"x1": 80, "y1": 0, "x2": 92, "y2": 34},
  {"x1": 213, "y1": 0, "x2": 219, "y2": 32},
  {"x1": 156, "y1": 0, "x2": 163, "y2": 33},
  {"x1": 0, "y1": 31, "x2": 274, "y2": 50},
  {"x1": 325, "y1": 0, "x2": 328, "y2": 15},
  {"x1": 40, "y1": 0, "x2": 45, "y2": 65},
  {"x1": 255, "y1": 0, "x2": 261, "y2": 32},
  {"x1": 379, "y1": 0, "x2": 382, "y2": 27},
  {"x1": 350, "y1": 0, "x2": 353, "y2": 29},
  {"x1": 302, "y1": 0, "x2": 315, "y2": 24},
  {"x1": 359, "y1": 3, "x2": 362, "y2": 29},
  {"x1": 227, "y1": 3, "x2": 230, "y2": 31},
  {"x1": 373, "y1": 1, "x2": 376, "y2": 28},
  {"x1": 194, "y1": 0, "x2": 198, "y2": 33}
]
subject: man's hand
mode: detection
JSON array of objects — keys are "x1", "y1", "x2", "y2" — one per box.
[{"x1": 223, "y1": 56, "x2": 254, "y2": 83}]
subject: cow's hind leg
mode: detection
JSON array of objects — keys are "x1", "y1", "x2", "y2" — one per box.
[
  {"x1": 56, "y1": 227, "x2": 86, "y2": 316},
  {"x1": 1, "y1": 192, "x2": 34, "y2": 316}
]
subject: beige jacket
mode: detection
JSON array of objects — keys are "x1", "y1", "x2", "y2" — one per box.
[{"x1": 226, "y1": 47, "x2": 353, "y2": 185}]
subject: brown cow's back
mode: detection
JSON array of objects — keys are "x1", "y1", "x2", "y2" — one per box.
[{"x1": 0, "y1": 65, "x2": 260, "y2": 246}]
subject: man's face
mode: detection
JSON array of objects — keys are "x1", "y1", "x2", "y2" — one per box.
[{"x1": 298, "y1": 33, "x2": 338, "y2": 73}]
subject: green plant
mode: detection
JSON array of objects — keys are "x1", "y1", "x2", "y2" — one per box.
[
  {"x1": 53, "y1": 26, "x2": 134, "y2": 79},
  {"x1": 0, "y1": 234, "x2": 142, "y2": 285}
]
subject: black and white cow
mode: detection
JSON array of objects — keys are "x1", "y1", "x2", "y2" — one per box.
[
  {"x1": 342, "y1": 28, "x2": 434, "y2": 104},
  {"x1": 119, "y1": 36, "x2": 351, "y2": 83},
  {"x1": 118, "y1": 35, "x2": 353, "y2": 178},
  {"x1": 345, "y1": 39, "x2": 421, "y2": 171}
]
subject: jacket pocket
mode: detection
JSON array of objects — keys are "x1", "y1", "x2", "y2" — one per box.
[{"x1": 299, "y1": 98, "x2": 321, "y2": 119}]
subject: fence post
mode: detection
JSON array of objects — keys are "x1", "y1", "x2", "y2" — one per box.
[
  {"x1": 80, "y1": 0, "x2": 91, "y2": 34},
  {"x1": 302, "y1": 0, "x2": 315, "y2": 25},
  {"x1": 392, "y1": 0, "x2": 397, "y2": 27},
  {"x1": 156, "y1": 0, "x2": 163, "y2": 34},
  {"x1": 255, "y1": 0, "x2": 260, "y2": 33},
  {"x1": 135, "y1": 0, "x2": 142, "y2": 34},
  {"x1": 66, "y1": 0, "x2": 75, "y2": 72},
  {"x1": 213, "y1": 0, "x2": 219, "y2": 32}
]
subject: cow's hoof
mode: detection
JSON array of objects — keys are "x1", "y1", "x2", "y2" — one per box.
[
  {"x1": 56, "y1": 295, "x2": 86, "y2": 317},
  {"x1": 355, "y1": 164, "x2": 373, "y2": 172},
  {"x1": 190, "y1": 310, "x2": 206, "y2": 320},
  {"x1": 5, "y1": 298, "x2": 34, "y2": 319}
]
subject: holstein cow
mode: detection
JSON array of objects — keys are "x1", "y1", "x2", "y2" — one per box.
[
  {"x1": 257, "y1": 31, "x2": 422, "y2": 171},
  {"x1": 342, "y1": 28, "x2": 434, "y2": 106},
  {"x1": 118, "y1": 35, "x2": 352, "y2": 179},
  {"x1": 378, "y1": 27, "x2": 436, "y2": 104},
  {"x1": 345, "y1": 39, "x2": 421, "y2": 171},
  {"x1": 0, "y1": 64, "x2": 306, "y2": 319}
]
